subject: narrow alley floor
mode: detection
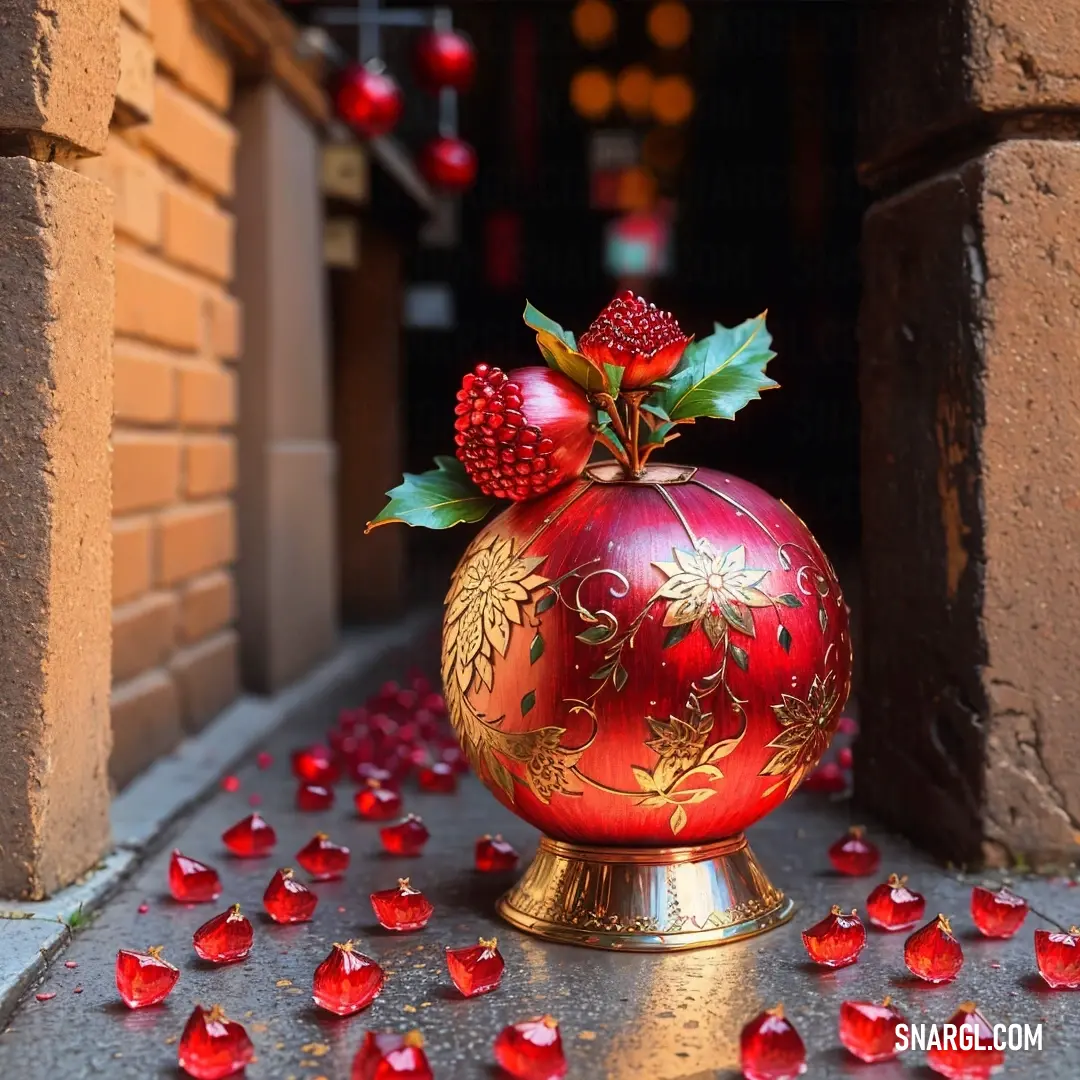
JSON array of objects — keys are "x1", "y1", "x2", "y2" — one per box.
[{"x1": 0, "y1": 657, "x2": 1076, "y2": 1079}]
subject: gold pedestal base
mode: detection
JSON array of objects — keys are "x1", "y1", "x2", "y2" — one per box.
[{"x1": 497, "y1": 835, "x2": 794, "y2": 951}]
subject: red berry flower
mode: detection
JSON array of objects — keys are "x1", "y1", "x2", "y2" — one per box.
[
  {"x1": 221, "y1": 812, "x2": 276, "y2": 858},
  {"x1": 926, "y1": 1002, "x2": 1005, "y2": 1080},
  {"x1": 446, "y1": 937, "x2": 505, "y2": 997},
  {"x1": 352, "y1": 1030, "x2": 433, "y2": 1080},
  {"x1": 115, "y1": 946, "x2": 180, "y2": 1009},
  {"x1": 193, "y1": 904, "x2": 254, "y2": 964},
  {"x1": 312, "y1": 941, "x2": 385, "y2": 1016},
  {"x1": 417, "y1": 761, "x2": 457, "y2": 793},
  {"x1": 494, "y1": 1016, "x2": 567, "y2": 1080},
  {"x1": 970, "y1": 885, "x2": 1028, "y2": 939},
  {"x1": 296, "y1": 833, "x2": 351, "y2": 881},
  {"x1": 828, "y1": 826, "x2": 880, "y2": 877},
  {"x1": 1035, "y1": 925, "x2": 1080, "y2": 988},
  {"x1": 839, "y1": 998, "x2": 905, "y2": 1064},
  {"x1": 356, "y1": 781, "x2": 402, "y2": 821},
  {"x1": 475, "y1": 834, "x2": 520, "y2": 872},
  {"x1": 801, "y1": 906, "x2": 866, "y2": 968},
  {"x1": 578, "y1": 290, "x2": 689, "y2": 389},
  {"x1": 169, "y1": 851, "x2": 222, "y2": 904},
  {"x1": 263, "y1": 868, "x2": 318, "y2": 924},
  {"x1": 454, "y1": 365, "x2": 596, "y2": 501},
  {"x1": 380, "y1": 814, "x2": 430, "y2": 856},
  {"x1": 370, "y1": 878, "x2": 434, "y2": 931},
  {"x1": 904, "y1": 914, "x2": 964, "y2": 983},
  {"x1": 866, "y1": 873, "x2": 925, "y2": 932},
  {"x1": 177, "y1": 1003, "x2": 254, "y2": 1080},
  {"x1": 739, "y1": 1004, "x2": 806, "y2": 1080}
]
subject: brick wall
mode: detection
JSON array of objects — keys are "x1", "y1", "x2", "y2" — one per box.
[{"x1": 79, "y1": 0, "x2": 243, "y2": 788}]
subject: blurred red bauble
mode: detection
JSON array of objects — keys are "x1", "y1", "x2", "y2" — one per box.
[
  {"x1": 419, "y1": 136, "x2": 478, "y2": 193},
  {"x1": 336, "y1": 64, "x2": 403, "y2": 138},
  {"x1": 413, "y1": 29, "x2": 477, "y2": 93}
]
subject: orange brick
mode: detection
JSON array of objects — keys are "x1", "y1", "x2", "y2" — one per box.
[
  {"x1": 178, "y1": 363, "x2": 236, "y2": 428},
  {"x1": 110, "y1": 670, "x2": 183, "y2": 788},
  {"x1": 114, "y1": 339, "x2": 176, "y2": 425},
  {"x1": 157, "y1": 500, "x2": 235, "y2": 585},
  {"x1": 112, "y1": 591, "x2": 178, "y2": 683},
  {"x1": 113, "y1": 516, "x2": 153, "y2": 604},
  {"x1": 162, "y1": 185, "x2": 234, "y2": 282},
  {"x1": 149, "y1": 0, "x2": 231, "y2": 112},
  {"x1": 207, "y1": 289, "x2": 241, "y2": 360},
  {"x1": 143, "y1": 76, "x2": 236, "y2": 196},
  {"x1": 116, "y1": 19, "x2": 155, "y2": 125},
  {"x1": 171, "y1": 629, "x2": 240, "y2": 731},
  {"x1": 115, "y1": 248, "x2": 203, "y2": 349},
  {"x1": 112, "y1": 432, "x2": 182, "y2": 513},
  {"x1": 77, "y1": 137, "x2": 163, "y2": 247},
  {"x1": 179, "y1": 569, "x2": 234, "y2": 642},
  {"x1": 184, "y1": 435, "x2": 236, "y2": 497}
]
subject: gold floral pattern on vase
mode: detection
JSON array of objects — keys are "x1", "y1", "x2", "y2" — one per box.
[{"x1": 758, "y1": 670, "x2": 841, "y2": 798}]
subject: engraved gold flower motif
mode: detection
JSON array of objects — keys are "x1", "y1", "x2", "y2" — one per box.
[
  {"x1": 759, "y1": 671, "x2": 841, "y2": 798},
  {"x1": 653, "y1": 542, "x2": 771, "y2": 646},
  {"x1": 444, "y1": 534, "x2": 547, "y2": 695},
  {"x1": 502, "y1": 727, "x2": 586, "y2": 804}
]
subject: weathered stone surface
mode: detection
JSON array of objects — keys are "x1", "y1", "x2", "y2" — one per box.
[
  {"x1": 0, "y1": 159, "x2": 113, "y2": 898},
  {"x1": 857, "y1": 139, "x2": 1080, "y2": 868},
  {"x1": 0, "y1": 0, "x2": 120, "y2": 157},
  {"x1": 859, "y1": 0, "x2": 1080, "y2": 183}
]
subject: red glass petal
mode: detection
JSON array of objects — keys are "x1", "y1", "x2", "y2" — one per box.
[
  {"x1": 1035, "y1": 926, "x2": 1080, "y2": 988},
  {"x1": 380, "y1": 815, "x2": 430, "y2": 856},
  {"x1": 445, "y1": 938, "x2": 504, "y2": 997},
  {"x1": 828, "y1": 827, "x2": 880, "y2": 877},
  {"x1": 352, "y1": 1030, "x2": 433, "y2": 1080},
  {"x1": 866, "y1": 874, "x2": 925, "y2": 931},
  {"x1": 312, "y1": 941, "x2": 385, "y2": 1016},
  {"x1": 801, "y1": 906, "x2": 866, "y2": 968},
  {"x1": 926, "y1": 1003, "x2": 1005, "y2": 1080},
  {"x1": 296, "y1": 833, "x2": 351, "y2": 881},
  {"x1": 838, "y1": 999, "x2": 905, "y2": 1063},
  {"x1": 193, "y1": 904, "x2": 254, "y2": 964},
  {"x1": 739, "y1": 1005, "x2": 807, "y2": 1080},
  {"x1": 370, "y1": 879, "x2": 434, "y2": 931},
  {"x1": 493, "y1": 1016, "x2": 567, "y2": 1080},
  {"x1": 169, "y1": 850, "x2": 222, "y2": 903},
  {"x1": 263, "y1": 868, "x2": 318, "y2": 924},
  {"x1": 115, "y1": 947, "x2": 180, "y2": 1009},
  {"x1": 177, "y1": 1004, "x2": 254, "y2": 1080},
  {"x1": 475, "y1": 835, "x2": 520, "y2": 872},
  {"x1": 904, "y1": 914, "x2": 964, "y2": 983},
  {"x1": 356, "y1": 782, "x2": 403, "y2": 821},
  {"x1": 221, "y1": 813, "x2": 276, "y2": 858},
  {"x1": 970, "y1": 885, "x2": 1028, "y2": 939}
]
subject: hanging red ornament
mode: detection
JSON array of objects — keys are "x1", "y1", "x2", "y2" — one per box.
[
  {"x1": 475, "y1": 834, "x2": 520, "y2": 872},
  {"x1": 263, "y1": 868, "x2": 318, "y2": 924},
  {"x1": 904, "y1": 914, "x2": 964, "y2": 983},
  {"x1": 177, "y1": 1003, "x2": 254, "y2": 1080},
  {"x1": 312, "y1": 941, "x2": 385, "y2": 1016},
  {"x1": 413, "y1": 28, "x2": 477, "y2": 93},
  {"x1": 446, "y1": 937, "x2": 505, "y2": 997},
  {"x1": 296, "y1": 833, "x2": 351, "y2": 880},
  {"x1": 380, "y1": 814, "x2": 430, "y2": 856},
  {"x1": 221, "y1": 812, "x2": 276, "y2": 858},
  {"x1": 352, "y1": 1030, "x2": 433, "y2": 1080},
  {"x1": 1035, "y1": 926, "x2": 1080, "y2": 988},
  {"x1": 115, "y1": 946, "x2": 180, "y2": 1009},
  {"x1": 838, "y1": 998, "x2": 905, "y2": 1064},
  {"x1": 970, "y1": 885, "x2": 1028, "y2": 939},
  {"x1": 801, "y1": 906, "x2": 865, "y2": 968},
  {"x1": 356, "y1": 780, "x2": 403, "y2": 821},
  {"x1": 926, "y1": 1002, "x2": 1005, "y2": 1080},
  {"x1": 739, "y1": 1004, "x2": 807, "y2": 1080},
  {"x1": 169, "y1": 850, "x2": 222, "y2": 903},
  {"x1": 370, "y1": 878, "x2": 434, "y2": 931},
  {"x1": 827, "y1": 827, "x2": 880, "y2": 877},
  {"x1": 193, "y1": 904, "x2": 254, "y2": 964},
  {"x1": 493, "y1": 1016, "x2": 567, "y2": 1080},
  {"x1": 336, "y1": 63, "x2": 404, "y2": 139},
  {"x1": 419, "y1": 136, "x2": 478, "y2": 194},
  {"x1": 866, "y1": 873, "x2": 925, "y2": 931}
]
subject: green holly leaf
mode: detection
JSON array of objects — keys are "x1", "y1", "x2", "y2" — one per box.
[
  {"x1": 521, "y1": 690, "x2": 537, "y2": 717},
  {"x1": 366, "y1": 456, "x2": 496, "y2": 532},
  {"x1": 530, "y1": 632, "x2": 544, "y2": 664},
  {"x1": 603, "y1": 364, "x2": 624, "y2": 395},
  {"x1": 523, "y1": 301, "x2": 576, "y2": 350},
  {"x1": 650, "y1": 312, "x2": 778, "y2": 422},
  {"x1": 524, "y1": 302, "x2": 609, "y2": 394}
]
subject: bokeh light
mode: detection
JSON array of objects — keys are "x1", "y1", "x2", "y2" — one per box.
[
  {"x1": 647, "y1": 1, "x2": 692, "y2": 50},
  {"x1": 571, "y1": 0, "x2": 617, "y2": 49},
  {"x1": 650, "y1": 74, "x2": 695, "y2": 125},
  {"x1": 615, "y1": 65, "x2": 654, "y2": 120},
  {"x1": 570, "y1": 68, "x2": 615, "y2": 120}
]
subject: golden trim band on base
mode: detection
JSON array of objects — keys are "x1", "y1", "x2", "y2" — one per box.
[{"x1": 497, "y1": 835, "x2": 794, "y2": 952}]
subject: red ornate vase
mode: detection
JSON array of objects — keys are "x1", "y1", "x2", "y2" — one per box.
[{"x1": 442, "y1": 460, "x2": 851, "y2": 950}]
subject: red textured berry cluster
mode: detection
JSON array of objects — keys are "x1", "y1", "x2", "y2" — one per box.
[{"x1": 578, "y1": 289, "x2": 688, "y2": 385}]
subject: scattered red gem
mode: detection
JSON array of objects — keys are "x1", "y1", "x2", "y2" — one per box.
[
  {"x1": 926, "y1": 1002, "x2": 1005, "y2": 1080},
  {"x1": 970, "y1": 885, "x2": 1028, "y2": 939},
  {"x1": 221, "y1": 812, "x2": 276, "y2": 858},
  {"x1": 178, "y1": 1003, "x2": 254, "y2": 1080},
  {"x1": 354, "y1": 762, "x2": 399, "y2": 790},
  {"x1": 351, "y1": 1030, "x2": 433, "y2": 1080},
  {"x1": 35, "y1": 992, "x2": 56, "y2": 1002},
  {"x1": 454, "y1": 364, "x2": 596, "y2": 501},
  {"x1": 73, "y1": 984, "x2": 83, "y2": 994},
  {"x1": 838, "y1": 998, "x2": 905, "y2": 1063},
  {"x1": 296, "y1": 833, "x2": 351, "y2": 880},
  {"x1": 115, "y1": 946, "x2": 180, "y2": 1009},
  {"x1": 837, "y1": 746, "x2": 854, "y2": 769},
  {"x1": 801, "y1": 906, "x2": 866, "y2": 968},
  {"x1": 169, "y1": 850, "x2": 222, "y2": 903},
  {"x1": 380, "y1": 814, "x2": 430, "y2": 856},
  {"x1": 1035, "y1": 925, "x2": 1080, "y2": 988},
  {"x1": 802, "y1": 762, "x2": 847, "y2": 794},
  {"x1": 739, "y1": 1004, "x2": 807, "y2": 1080},
  {"x1": 905, "y1": 914, "x2": 964, "y2": 983},
  {"x1": 356, "y1": 782, "x2": 403, "y2": 821},
  {"x1": 494, "y1": 1015, "x2": 567, "y2": 1080},
  {"x1": 256, "y1": 751, "x2": 273, "y2": 769},
  {"x1": 370, "y1": 878, "x2": 434, "y2": 931},
  {"x1": 866, "y1": 873, "x2": 926, "y2": 931},
  {"x1": 475, "y1": 834, "x2": 520, "y2": 872},
  {"x1": 445, "y1": 937, "x2": 505, "y2": 997},
  {"x1": 263, "y1": 868, "x2": 318, "y2": 924},
  {"x1": 837, "y1": 715, "x2": 858, "y2": 735},
  {"x1": 312, "y1": 940, "x2": 385, "y2": 1016},
  {"x1": 64, "y1": 961, "x2": 78, "y2": 969},
  {"x1": 417, "y1": 761, "x2": 457, "y2": 793},
  {"x1": 220, "y1": 775, "x2": 241, "y2": 793},
  {"x1": 138, "y1": 902, "x2": 150, "y2": 914},
  {"x1": 193, "y1": 904, "x2": 254, "y2": 964},
  {"x1": 248, "y1": 793, "x2": 262, "y2": 807},
  {"x1": 296, "y1": 783, "x2": 335, "y2": 812},
  {"x1": 291, "y1": 744, "x2": 340, "y2": 785},
  {"x1": 828, "y1": 826, "x2": 880, "y2": 877}
]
